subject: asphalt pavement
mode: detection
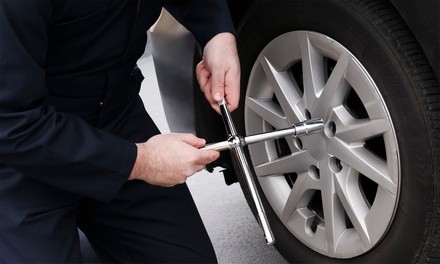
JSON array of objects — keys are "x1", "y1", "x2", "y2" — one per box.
[{"x1": 138, "y1": 49, "x2": 288, "y2": 264}]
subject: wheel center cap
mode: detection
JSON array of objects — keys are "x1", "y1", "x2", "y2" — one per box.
[{"x1": 304, "y1": 134, "x2": 327, "y2": 160}]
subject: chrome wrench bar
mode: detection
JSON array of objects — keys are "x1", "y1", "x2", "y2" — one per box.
[
  {"x1": 204, "y1": 117, "x2": 324, "y2": 151},
  {"x1": 204, "y1": 99, "x2": 324, "y2": 245},
  {"x1": 216, "y1": 99, "x2": 275, "y2": 244}
]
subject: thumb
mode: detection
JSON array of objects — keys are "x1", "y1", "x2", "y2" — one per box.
[{"x1": 210, "y1": 70, "x2": 225, "y2": 102}]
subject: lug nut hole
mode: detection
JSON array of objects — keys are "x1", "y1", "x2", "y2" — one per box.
[
  {"x1": 309, "y1": 165, "x2": 320, "y2": 179},
  {"x1": 326, "y1": 121, "x2": 336, "y2": 138},
  {"x1": 305, "y1": 109, "x2": 312, "y2": 119},
  {"x1": 294, "y1": 138, "x2": 303, "y2": 150},
  {"x1": 329, "y1": 157, "x2": 343, "y2": 173}
]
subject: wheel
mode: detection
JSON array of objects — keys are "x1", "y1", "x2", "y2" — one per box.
[{"x1": 234, "y1": 0, "x2": 439, "y2": 262}]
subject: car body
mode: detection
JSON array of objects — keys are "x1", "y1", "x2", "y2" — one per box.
[{"x1": 150, "y1": 0, "x2": 439, "y2": 262}]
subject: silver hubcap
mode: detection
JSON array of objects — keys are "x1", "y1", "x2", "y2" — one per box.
[{"x1": 244, "y1": 31, "x2": 400, "y2": 258}]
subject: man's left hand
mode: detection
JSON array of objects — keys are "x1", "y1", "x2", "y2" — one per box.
[{"x1": 196, "y1": 32, "x2": 240, "y2": 113}]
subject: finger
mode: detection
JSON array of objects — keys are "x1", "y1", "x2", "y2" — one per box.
[
  {"x1": 206, "y1": 93, "x2": 221, "y2": 113},
  {"x1": 196, "y1": 61, "x2": 204, "y2": 75},
  {"x1": 210, "y1": 67, "x2": 225, "y2": 102},
  {"x1": 192, "y1": 137, "x2": 207, "y2": 149},
  {"x1": 224, "y1": 90, "x2": 240, "y2": 112},
  {"x1": 224, "y1": 66, "x2": 241, "y2": 112},
  {"x1": 196, "y1": 62, "x2": 210, "y2": 91},
  {"x1": 180, "y1": 133, "x2": 206, "y2": 148},
  {"x1": 201, "y1": 80, "x2": 221, "y2": 114},
  {"x1": 196, "y1": 149, "x2": 220, "y2": 165},
  {"x1": 194, "y1": 164, "x2": 206, "y2": 173},
  {"x1": 197, "y1": 62, "x2": 224, "y2": 113}
]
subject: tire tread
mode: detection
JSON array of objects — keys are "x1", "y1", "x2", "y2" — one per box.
[{"x1": 351, "y1": 0, "x2": 439, "y2": 263}]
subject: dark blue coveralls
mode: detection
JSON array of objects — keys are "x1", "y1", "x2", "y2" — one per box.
[{"x1": 0, "y1": 0, "x2": 234, "y2": 262}]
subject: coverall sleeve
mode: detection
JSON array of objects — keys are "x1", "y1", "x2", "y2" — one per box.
[
  {"x1": 0, "y1": 1, "x2": 137, "y2": 202},
  {"x1": 163, "y1": 0, "x2": 236, "y2": 49}
]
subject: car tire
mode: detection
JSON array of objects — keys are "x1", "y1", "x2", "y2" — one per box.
[{"x1": 233, "y1": 0, "x2": 439, "y2": 262}]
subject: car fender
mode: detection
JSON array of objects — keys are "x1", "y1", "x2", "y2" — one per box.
[{"x1": 150, "y1": 9, "x2": 196, "y2": 133}]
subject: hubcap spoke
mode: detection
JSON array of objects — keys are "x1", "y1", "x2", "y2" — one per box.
[
  {"x1": 258, "y1": 55, "x2": 304, "y2": 122},
  {"x1": 245, "y1": 97, "x2": 289, "y2": 129},
  {"x1": 334, "y1": 167, "x2": 372, "y2": 248},
  {"x1": 281, "y1": 171, "x2": 319, "y2": 223},
  {"x1": 312, "y1": 54, "x2": 351, "y2": 118},
  {"x1": 332, "y1": 106, "x2": 391, "y2": 143},
  {"x1": 254, "y1": 150, "x2": 313, "y2": 177},
  {"x1": 300, "y1": 33, "x2": 326, "y2": 110},
  {"x1": 320, "y1": 165, "x2": 347, "y2": 256},
  {"x1": 327, "y1": 139, "x2": 397, "y2": 194}
]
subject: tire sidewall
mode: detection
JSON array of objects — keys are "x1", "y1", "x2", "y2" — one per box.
[{"x1": 236, "y1": 0, "x2": 435, "y2": 262}]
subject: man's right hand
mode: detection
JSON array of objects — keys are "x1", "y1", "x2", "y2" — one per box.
[{"x1": 128, "y1": 133, "x2": 220, "y2": 187}]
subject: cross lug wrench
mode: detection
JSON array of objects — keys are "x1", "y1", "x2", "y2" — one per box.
[
  {"x1": 204, "y1": 99, "x2": 324, "y2": 245},
  {"x1": 204, "y1": 118, "x2": 324, "y2": 151}
]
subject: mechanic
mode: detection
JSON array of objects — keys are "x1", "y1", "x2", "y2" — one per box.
[{"x1": 0, "y1": 0, "x2": 240, "y2": 262}]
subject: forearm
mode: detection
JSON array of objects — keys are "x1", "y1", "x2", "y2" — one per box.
[{"x1": 0, "y1": 105, "x2": 137, "y2": 202}]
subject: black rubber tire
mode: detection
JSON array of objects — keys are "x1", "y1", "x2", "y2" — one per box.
[{"x1": 233, "y1": 0, "x2": 439, "y2": 262}]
